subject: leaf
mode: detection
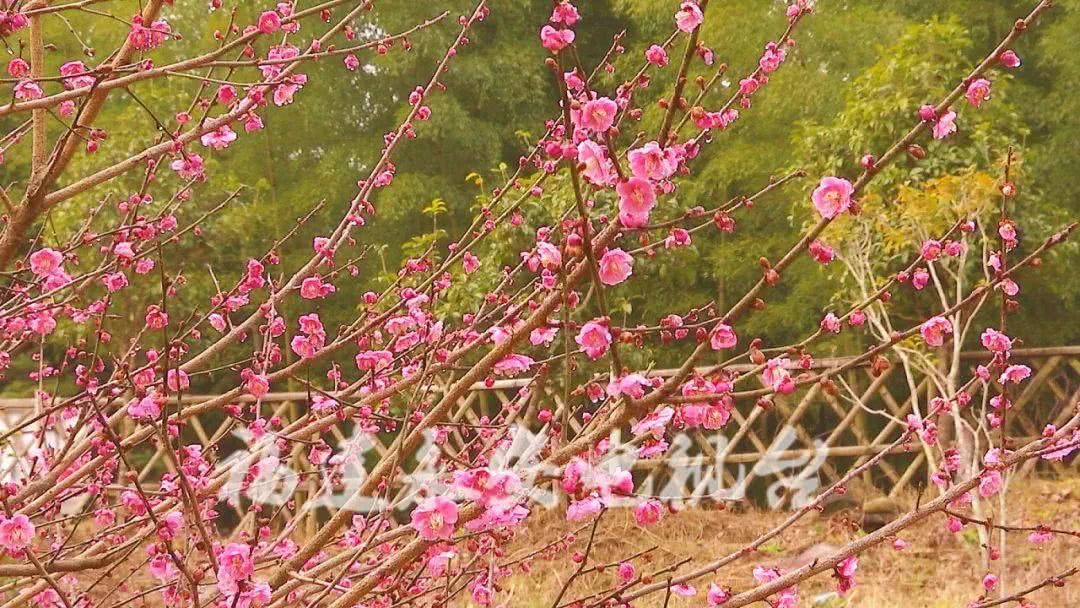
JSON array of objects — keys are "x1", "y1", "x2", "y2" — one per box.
[
  {"x1": 423, "y1": 197, "x2": 448, "y2": 217},
  {"x1": 465, "y1": 172, "x2": 485, "y2": 189}
]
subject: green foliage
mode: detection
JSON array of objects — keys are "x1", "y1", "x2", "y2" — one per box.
[{"x1": 5, "y1": 0, "x2": 1077, "y2": 389}]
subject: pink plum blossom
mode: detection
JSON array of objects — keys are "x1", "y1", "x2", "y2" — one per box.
[
  {"x1": 300, "y1": 276, "x2": 335, "y2": 299},
  {"x1": 103, "y1": 272, "x2": 128, "y2": 292},
  {"x1": 752, "y1": 566, "x2": 798, "y2": 607},
  {"x1": 921, "y1": 239, "x2": 943, "y2": 261},
  {"x1": 577, "y1": 140, "x2": 615, "y2": 185},
  {"x1": 6, "y1": 58, "x2": 28, "y2": 78},
  {"x1": 128, "y1": 16, "x2": 171, "y2": 50},
  {"x1": 632, "y1": 406, "x2": 674, "y2": 439},
  {"x1": 577, "y1": 97, "x2": 618, "y2": 132},
  {"x1": 171, "y1": 153, "x2": 205, "y2": 180},
  {"x1": 920, "y1": 316, "x2": 953, "y2": 347},
  {"x1": 710, "y1": 323, "x2": 737, "y2": 350},
  {"x1": 966, "y1": 78, "x2": 992, "y2": 107},
  {"x1": 674, "y1": 2, "x2": 704, "y2": 33},
  {"x1": 998, "y1": 364, "x2": 1031, "y2": 384},
  {"x1": 672, "y1": 584, "x2": 697, "y2": 597},
  {"x1": 739, "y1": 76, "x2": 760, "y2": 95},
  {"x1": 1028, "y1": 528, "x2": 1053, "y2": 545},
  {"x1": 29, "y1": 248, "x2": 63, "y2": 277},
  {"x1": 257, "y1": 10, "x2": 281, "y2": 33},
  {"x1": 0, "y1": 514, "x2": 34, "y2": 552},
  {"x1": 145, "y1": 305, "x2": 168, "y2": 329},
  {"x1": 59, "y1": 61, "x2": 94, "y2": 89},
  {"x1": 999, "y1": 49, "x2": 1022, "y2": 68},
  {"x1": 576, "y1": 320, "x2": 612, "y2": 359},
  {"x1": 566, "y1": 495, "x2": 603, "y2": 521},
  {"x1": 167, "y1": 368, "x2": 189, "y2": 392},
  {"x1": 216, "y1": 543, "x2": 254, "y2": 595},
  {"x1": 411, "y1": 496, "x2": 459, "y2": 541},
  {"x1": 932, "y1": 109, "x2": 957, "y2": 139},
  {"x1": 664, "y1": 227, "x2": 692, "y2": 249},
  {"x1": 493, "y1": 353, "x2": 535, "y2": 376},
  {"x1": 762, "y1": 357, "x2": 796, "y2": 394},
  {"x1": 598, "y1": 248, "x2": 634, "y2": 285},
  {"x1": 463, "y1": 251, "x2": 480, "y2": 273},
  {"x1": 820, "y1": 313, "x2": 842, "y2": 334},
  {"x1": 534, "y1": 241, "x2": 562, "y2": 270},
  {"x1": 530, "y1": 326, "x2": 559, "y2": 346},
  {"x1": 808, "y1": 240, "x2": 836, "y2": 264},
  {"x1": 980, "y1": 328, "x2": 1013, "y2": 353},
  {"x1": 356, "y1": 349, "x2": 393, "y2": 371},
  {"x1": 628, "y1": 141, "x2": 678, "y2": 180},
  {"x1": 550, "y1": 2, "x2": 580, "y2": 26},
  {"x1": 616, "y1": 177, "x2": 656, "y2": 216},
  {"x1": 13, "y1": 79, "x2": 43, "y2": 100},
  {"x1": 632, "y1": 498, "x2": 663, "y2": 526},
  {"x1": 912, "y1": 268, "x2": 930, "y2": 290},
  {"x1": 759, "y1": 42, "x2": 786, "y2": 73},
  {"x1": 978, "y1": 470, "x2": 1003, "y2": 498},
  {"x1": 707, "y1": 583, "x2": 730, "y2": 606},
  {"x1": 201, "y1": 125, "x2": 237, "y2": 150},
  {"x1": 811, "y1": 176, "x2": 854, "y2": 219},
  {"x1": 149, "y1": 553, "x2": 177, "y2": 581},
  {"x1": 834, "y1": 555, "x2": 858, "y2": 595},
  {"x1": 129, "y1": 393, "x2": 162, "y2": 420},
  {"x1": 645, "y1": 44, "x2": 669, "y2": 67},
  {"x1": 607, "y1": 373, "x2": 651, "y2": 399},
  {"x1": 540, "y1": 25, "x2": 575, "y2": 52},
  {"x1": 245, "y1": 373, "x2": 269, "y2": 398}
]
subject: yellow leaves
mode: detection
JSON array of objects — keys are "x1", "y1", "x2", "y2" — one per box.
[
  {"x1": 817, "y1": 168, "x2": 1005, "y2": 299},
  {"x1": 894, "y1": 170, "x2": 998, "y2": 226},
  {"x1": 830, "y1": 169, "x2": 1001, "y2": 259},
  {"x1": 465, "y1": 172, "x2": 485, "y2": 189},
  {"x1": 422, "y1": 197, "x2": 448, "y2": 217}
]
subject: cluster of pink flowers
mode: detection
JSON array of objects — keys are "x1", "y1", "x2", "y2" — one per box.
[
  {"x1": 761, "y1": 357, "x2": 796, "y2": 394},
  {"x1": 290, "y1": 313, "x2": 326, "y2": 358},
  {"x1": 215, "y1": 543, "x2": 271, "y2": 605},
  {"x1": 59, "y1": 61, "x2": 95, "y2": 90},
  {"x1": 127, "y1": 14, "x2": 171, "y2": 50},
  {"x1": 539, "y1": 2, "x2": 578, "y2": 53},
  {"x1": 758, "y1": 41, "x2": 787, "y2": 73},
  {"x1": 833, "y1": 556, "x2": 858, "y2": 595},
  {"x1": 0, "y1": 1, "x2": 1071, "y2": 607},
  {"x1": 0, "y1": 514, "x2": 34, "y2": 554},
  {"x1": 679, "y1": 375, "x2": 734, "y2": 430},
  {"x1": 562, "y1": 456, "x2": 635, "y2": 520},
  {"x1": 28, "y1": 248, "x2": 71, "y2": 291},
  {"x1": 170, "y1": 153, "x2": 206, "y2": 181},
  {"x1": 0, "y1": 10, "x2": 28, "y2": 37},
  {"x1": 753, "y1": 566, "x2": 799, "y2": 607}
]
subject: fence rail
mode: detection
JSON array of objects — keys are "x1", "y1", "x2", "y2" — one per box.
[{"x1": 1, "y1": 347, "x2": 1077, "y2": 523}]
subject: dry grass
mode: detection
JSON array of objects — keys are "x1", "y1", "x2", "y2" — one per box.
[
  {"x1": 491, "y1": 476, "x2": 1080, "y2": 608},
  {"x1": 23, "y1": 478, "x2": 1075, "y2": 607}
]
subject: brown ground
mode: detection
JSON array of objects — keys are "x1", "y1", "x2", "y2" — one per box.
[{"x1": 493, "y1": 476, "x2": 1080, "y2": 608}]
